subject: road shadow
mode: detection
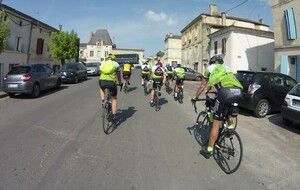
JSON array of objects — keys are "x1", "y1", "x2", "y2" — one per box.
[
  {"x1": 124, "y1": 86, "x2": 137, "y2": 93},
  {"x1": 268, "y1": 114, "x2": 300, "y2": 135},
  {"x1": 114, "y1": 106, "x2": 137, "y2": 128}
]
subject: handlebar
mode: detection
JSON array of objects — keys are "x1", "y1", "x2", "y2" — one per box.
[{"x1": 191, "y1": 91, "x2": 217, "y2": 113}]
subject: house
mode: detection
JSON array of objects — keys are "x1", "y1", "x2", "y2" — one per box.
[
  {"x1": 0, "y1": 4, "x2": 61, "y2": 89},
  {"x1": 208, "y1": 26, "x2": 274, "y2": 72},
  {"x1": 79, "y1": 29, "x2": 144, "y2": 65},
  {"x1": 164, "y1": 33, "x2": 181, "y2": 66},
  {"x1": 271, "y1": 0, "x2": 300, "y2": 82},
  {"x1": 181, "y1": 4, "x2": 272, "y2": 74}
]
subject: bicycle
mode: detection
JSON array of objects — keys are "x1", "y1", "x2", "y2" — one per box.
[
  {"x1": 143, "y1": 78, "x2": 150, "y2": 96},
  {"x1": 123, "y1": 81, "x2": 128, "y2": 93},
  {"x1": 151, "y1": 81, "x2": 162, "y2": 111},
  {"x1": 192, "y1": 92, "x2": 242, "y2": 174},
  {"x1": 102, "y1": 84, "x2": 122, "y2": 134},
  {"x1": 176, "y1": 79, "x2": 184, "y2": 104}
]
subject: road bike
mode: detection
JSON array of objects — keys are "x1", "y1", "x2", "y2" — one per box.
[
  {"x1": 164, "y1": 78, "x2": 173, "y2": 94},
  {"x1": 143, "y1": 78, "x2": 150, "y2": 96},
  {"x1": 102, "y1": 84, "x2": 122, "y2": 134},
  {"x1": 151, "y1": 81, "x2": 162, "y2": 111},
  {"x1": 176, "y1": 79, "x2": 184, "y2": 104},
  {"x1": 192, "y1": 92, "x2": 242, "y2": 174}
]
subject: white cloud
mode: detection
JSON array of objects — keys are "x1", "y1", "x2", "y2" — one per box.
[{"x1": 145, "y1": 10, "x2": 177, "y2": 26}]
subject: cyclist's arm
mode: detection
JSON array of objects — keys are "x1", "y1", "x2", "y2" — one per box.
[{"x1": 195, "y1": 77, "x2": 208, "y2": 98}]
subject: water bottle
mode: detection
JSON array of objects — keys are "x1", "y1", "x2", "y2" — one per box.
[{"x1": 208, "y1": 112, "x2": 213, "y2": 123}]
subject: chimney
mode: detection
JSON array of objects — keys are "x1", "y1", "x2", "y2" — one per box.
[
  {"x1": 221, "y1": 12, "x2": 226, "y2": 26},
  {"x1": 90, "y1": 32, "x2": 94, "y2": 40},
  {"x1": 259, "y1": 19, "x2": 264, "y2": 24},
  {"x1": 169, "y1": 33, "x2": 173, "y2": 37},
  {"x1": 210, "y1": 4, "x2": 218, "y2": 16}
]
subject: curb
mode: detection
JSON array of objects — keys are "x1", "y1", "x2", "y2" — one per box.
[{"x1": 0, "y1": 91, "x2": 8, "y2": 99}]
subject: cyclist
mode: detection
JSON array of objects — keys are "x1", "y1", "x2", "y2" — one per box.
[
  {"x1": 149, "y1": 61, "x2": 166, "y2": 106},
  {"x1": 99, "y1": 53, "x2": 123, "y2": 120},
  {"x1": 141, "y1": 61, "x2": 150, "y2": 87},
  {"x1": 164, "y1": 63, "x2": 174, "y2": 90},
  {"x1": 122, "y1": 60, "x2": 132, "y2": 86},
  {"x1": 174, "y1": 64, "x2": 185, "y2": 100},
  {"x1": 192, "y1": 55, "x2": 243, "y2": 158}
]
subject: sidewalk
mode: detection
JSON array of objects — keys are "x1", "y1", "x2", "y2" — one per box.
[{"x1": 0, "y1": 90, "x2": 8, "y2": 98}]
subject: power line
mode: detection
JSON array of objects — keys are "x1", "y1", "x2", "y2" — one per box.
[{"x1": 224, "y1": 0, "x2": 249, "y2": 13}]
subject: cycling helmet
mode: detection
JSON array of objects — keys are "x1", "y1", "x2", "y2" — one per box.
[
  {"x1": 209, "y1": 55, "x2": 224, "y2": 65},
  {"x1": 106, "y1": 53, "x2": 116, "y2": 60}
]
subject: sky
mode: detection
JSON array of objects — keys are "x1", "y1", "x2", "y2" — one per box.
[{"x1": 2, "y1": 0, "x2": 273, "y2": 57}]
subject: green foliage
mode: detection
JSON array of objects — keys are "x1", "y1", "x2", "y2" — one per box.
[
  {"x1": 156, "y1": 51, "x2": 164, "y2": 58},
  {"x1": 47, "y1": 30, "x2": 79, "y2": 64},
  {"x1": 0, "y1": 11, "x2": 10, "y2": 54}
]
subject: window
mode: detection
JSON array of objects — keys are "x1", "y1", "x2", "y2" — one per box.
[
  {"x1": 284, "y1": 8, "x2": 297, "y2": 40},
  {"x1": 222, "y1": 38, "x2": 227, "y2": 54},
  {"x1": 36, "y1": 38, "x2": 44, "y2": 54},
  {"x1": 214, "y1": 41, "x2": 218, "y2": 54},
  {"x1": 90, "y1": 51, "x2": 94, "y2": 57},
  {"x1": 16, "y1": 37, "x2": 22, "y2": 52}
]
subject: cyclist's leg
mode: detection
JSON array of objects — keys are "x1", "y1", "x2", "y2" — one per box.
[
  {"x1": 99, "y1": 80, "x2": 106, "y2": 104},
  {"x1": 150, "y1": 79, "x2": 157, "y2": 104},
  {"x1": 110, "y1": 84, "x2": 118, "y2": 118},
  {"x1": 174, "y1": 78, "x2": 180, "y2": 98}
]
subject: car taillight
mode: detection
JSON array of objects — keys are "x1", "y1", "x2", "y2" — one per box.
[
  {"x1": 3, "y1": 75, "x2": 7, "y2": 81},
  {"x1": 248, "y1": 83, "x2": 261, "y2": 94},
  {"x1": 21, "y1": 74, "x2": 32, "y2": 82},
  {"x1": 282, "y1": 100, "x2": 288, "y2": 107}
]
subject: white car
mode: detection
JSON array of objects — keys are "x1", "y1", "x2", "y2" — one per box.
[
  {"x1": 281, "y1": 83, "x2": 300, "y2": 125},
  {"x1": 86, "y1": 62, "x2": 101, "y2": 76}
]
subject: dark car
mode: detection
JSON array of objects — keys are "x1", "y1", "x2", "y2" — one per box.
[
  {"x1": 3, "y1": 64, "x2": 62, "y2": 98},
  {"x1": 281, "y1": 83, "x2": 300, "y2": 125},
  {"x1": 236, "y1": 70, "x2": 297, "y2": 118},
  {"x1": 58, "y1": 63, "x2": 88, "y2": 83},
  {"x1": 181, "y1": 67, "x2": 202, "y2": 81}
]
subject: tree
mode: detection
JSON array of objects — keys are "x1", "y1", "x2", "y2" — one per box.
[
  {"x1": 47, "y1": 30, "x2": 79, "y2": 64},
  {"x1": 0, "y1": 10, "x2": 10, "y2": 54},
  {"x1": 156, "y1": 51, "x2": 164, "y2": 59}
]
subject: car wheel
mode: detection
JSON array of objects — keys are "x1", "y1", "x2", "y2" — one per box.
[
  {"x1": 73, "y1": 75, "x2": 78, "y2": 83},
  {"x1": 282, "y1": 117, "x2": 293, "y2": 126},
  {"x1": 56, "y1": 78, "x2": 62, "y2": 89},
  {"x1": 254, "y1": 99, "x2": 270, "y2": 118},
  {"x1": 31, "y1": 83, "x2": 40, "y2": 98},
  {"x1": 8, "y1": 93, "x2": 15, "y2": 98},
  {"x1": 84, "y1": 73, "x2": 88, "y2": 80}
]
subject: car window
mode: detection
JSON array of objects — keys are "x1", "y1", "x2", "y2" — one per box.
[
  {"x1": 8, "y1": 66, "x2": 31, "y2": 74},
  {"x1": 236, "y1": 72, "x2": 254, "y2": 82},
  {"x1": 288, "y1": 84, "x2": 300, "y2": 97},
  {"x1": 270, "y1": 75, "x2": 284, "y2": 86},
  {"x1": 43, "y1": 65, "x2": 53, "y2": 73},
  {"x1": 36, "y1": 65, "x2": 46, "y2": 72},
  {"x1": 285, "y1": 76, "x2": 297, "y2": 87}
]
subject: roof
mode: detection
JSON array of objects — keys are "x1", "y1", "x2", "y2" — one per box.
[{"x1": 88, "y1": 29, "x2": 113, "y2": 45}]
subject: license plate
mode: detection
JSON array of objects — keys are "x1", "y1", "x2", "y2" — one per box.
[
  {"x1": 8, "y1": 84, "x2": 18, "y2": 88},
  {"x1": 61, "y1": 76, "x2": 66, "y2": 78},
  {"x1": 292, "y1": 99, "x2": 300, "y2": 107}
]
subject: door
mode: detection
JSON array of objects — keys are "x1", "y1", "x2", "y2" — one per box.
[
  {"x1": 269, "y1": 74, "x2": 291, "y2": 111},
  {"x1": 43, "y1": 65, "x2": 56, "y2": 88},
  {"x1": 35, "y1": 65, "x2": 48, "y2": 90}
]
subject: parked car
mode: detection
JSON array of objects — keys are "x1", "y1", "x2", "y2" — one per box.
[
  {"x1": 236, "y1": 70, "x2": 297, "y2": 118},
  {"x1": 281, "y1": 83, "x2": 300, "y2": 125},
  {"x1": 58, "y1": 63, "x2": 88, "y2": 83},
  {"x1": 86, "y1": 62, "x2": 101, "y2": 76},
  {"x1": 181, "y1": 67, "x2": 202, "y2": 81},
  {"x1": 3, "y1": 64, "x2": 62, "y2": 98}
]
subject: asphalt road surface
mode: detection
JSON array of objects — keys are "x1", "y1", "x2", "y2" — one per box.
[{"x1": 0, "y1": 69, "x2": 299, "y2": 190}]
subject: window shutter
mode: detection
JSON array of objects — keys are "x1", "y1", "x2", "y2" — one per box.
[
  {"x1": 284, "y1": 8, "x2": 297, "y2": 40},
  {"x1": 36, "y1": 38, "x2": 44, "y2": 54},
  {"x1": 297, "y1": 55, "x2": 300, "y2": 82},
  {"x1": 280, "y1": 55, "x2": 288, "y2": 75}
]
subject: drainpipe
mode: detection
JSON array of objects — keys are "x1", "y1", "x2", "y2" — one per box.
[{"x1": 26, "y1": 22, "x2": 33, "y2": 64}]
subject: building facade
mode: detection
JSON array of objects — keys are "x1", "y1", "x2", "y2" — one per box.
[
  {"x1": 164, "y1": 33, "x2": 181, "y2": 66},
  {"x1": 181, "y1": 4, "x2": 271, "y2": 74},
  {"x1": 0, "y1": 4, "x2": 60, "y2": 89},
  {"x1": 271, "y1": 0, "x2": 300, "y2": 82},
  {"x1": 79, "y1": 29, "x2": 144, "y2": 65},
  {"x1": 209, "y1": 26, "x2": 274, "y2": 72}
]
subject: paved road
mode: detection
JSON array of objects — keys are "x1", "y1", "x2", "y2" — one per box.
[{"x1": 0, "y1": 69, "x2": 299, "y2": 190}]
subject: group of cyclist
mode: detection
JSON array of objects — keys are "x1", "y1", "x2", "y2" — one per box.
[{"x1": 98, "y1": 53, "x2": 243, "y2": 159}]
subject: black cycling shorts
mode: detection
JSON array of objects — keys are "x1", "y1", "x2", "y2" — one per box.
[
  {"x1": 213, "y1": 87, "x2": 242, "y2": 121},
  {"x1": 166, "y1": 73, "x2": 173, "y2": 80},
  {"x1": 152, "y1": 78, "x2": 163, "y2": 89},
  {"x1": 141, "y1": 73, "x2": 149, "y2": 81},
  {"x1": 123, "y1": 71, "x2": 131, "y2": 79},
  {"x1": 175, "y1": 76, "x2": 184, "y2": 85},
  {"x1": 99, "y1": 80, "x2": 118, "y2": 97}
]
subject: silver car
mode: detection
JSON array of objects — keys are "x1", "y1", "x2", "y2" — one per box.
[
  {"x1": 3, "y1": 64, "x2": 62, "y2": 98},
  {"x1": 181, "y1": 67, "x2": 203, "y2": 81},
  {"x1": 86, "y1": 62, "x2": 101, "y2": 76}
]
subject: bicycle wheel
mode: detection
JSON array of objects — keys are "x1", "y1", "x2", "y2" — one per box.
[
  {"x1": 177, "y1": 88, "x2": 183, "y2": 104},
  {"x1": 102, "y1": 103, "x2": 109, "y2": 134},
  {"x1": 155, "y1": 90, "x2": 160, "y2": 111},
  {"x1": 232, "y1": 116, "x2": 237, "y2": 130},
  {"x1": 194, "y1": 111, "x2": 211, "y2": 146},
  {"x1": 144, "y1": 83, "x2": 148, "y2": 95},
  {"x1": 214, "y1": 129, "x2": 243, "y2": 174}
]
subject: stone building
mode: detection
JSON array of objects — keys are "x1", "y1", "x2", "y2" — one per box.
[{"x1": 163, "y1": 33, "x2": 181, "y2": 66}]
